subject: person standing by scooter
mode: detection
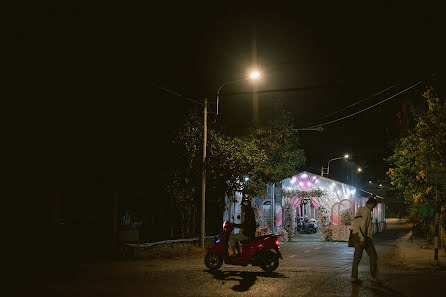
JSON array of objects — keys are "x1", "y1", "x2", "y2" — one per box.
[
  {"x1": 351, "y1": 197, "x2": 379, "y2": 282},
  {"x1": 228, "y1": 197, "x2": 256, "y2": 257}
]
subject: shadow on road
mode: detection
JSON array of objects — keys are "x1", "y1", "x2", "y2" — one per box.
[
  {"x1": 350, "y1": 281, "x2": 407, "y2": 297},
  {"x1": 205, "y1": 270, "x2": 288, "y2": 292}
]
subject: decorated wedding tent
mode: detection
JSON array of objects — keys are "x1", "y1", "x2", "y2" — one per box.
[{"x1": 223, "y1": 171, "x2": 385, "y2": 241}]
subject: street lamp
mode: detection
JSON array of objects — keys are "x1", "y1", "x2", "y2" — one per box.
[
  {"x1": 215, "y1": 70, "x2": 261, "y2": 117},
  {"x1": 357, "y1": 167, "x2": 363, "y2": 173},
  {"x1": 200, "y1": 69, "x2": 261, "y2": 249},
  {"x1": 321, "y1": 154, "x2": 350, "y2": 177}
]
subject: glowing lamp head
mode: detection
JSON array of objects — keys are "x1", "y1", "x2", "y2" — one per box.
[
  {"x1": 249, "y1": 70, "x2": 260, "y2": 80},
  {"x1": 357, "y1": 167, "x2": 363, "y2": 173},
  {"x1": 344, "y1": 154, "x2": 350, "y2": 159}
]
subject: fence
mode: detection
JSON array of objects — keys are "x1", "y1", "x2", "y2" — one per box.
[{"x1": 119, "y1": 236, "x2": 217, "y2": 258}]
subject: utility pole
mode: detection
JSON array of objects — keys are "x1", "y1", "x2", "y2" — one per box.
[
  {"x1": 271, "y1": 183, "x2": 275, "y2": 233},
  {"x1": 426, "y1": 167, "x2": 445, "y2": 263},
  {"x1": 434, "y1": 183, "x2": 439, "y2": 262},
  {"x1": 111, "y1": 192, "x2": 118, "y2": 254},
  {"x1": 200, "y1": 98, "x2": 207, "y2": 249}
]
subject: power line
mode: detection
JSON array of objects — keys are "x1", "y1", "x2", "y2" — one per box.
[
  {"x1": 318, "y1": 85, "x2": 396, "y2": 120},
  {"x1": 217, "y1": 85, "x2": 338, "y2": 97},
  {"x1": 146, "y1": 82, "x2": 203, "y2": 106},
  {"x1": 300, "y1": 80, "x2": 423, "y2": 129}
]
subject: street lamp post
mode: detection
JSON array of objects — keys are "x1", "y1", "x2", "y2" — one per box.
[
  {"x1": 200, "y1": 70, "x2": 261, "y2": 249},
  {"x1": 321, "y1": 154, "x2": 350, "y2": 177},
  {"x1": 215, "y1": 70, "x2": 261, "y2": 118}
]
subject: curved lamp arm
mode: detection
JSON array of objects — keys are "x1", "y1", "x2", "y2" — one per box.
[
  {"x1": 216, "y1": 78, "x2": 246, "y2": 116},
  {"x1": 324, "y1": 155, "x2": 349, "y2": 175}
]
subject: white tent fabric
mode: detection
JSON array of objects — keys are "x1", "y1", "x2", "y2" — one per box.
[{"x1": 282, "y1": 171, "x2": 357, "y2": 224}]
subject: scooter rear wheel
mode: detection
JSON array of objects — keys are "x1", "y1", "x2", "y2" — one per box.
[
  {"x1": 204, "y1": 252, "x2": 223, "y2": 270},
  {"x1": 259, "y1": 251, "x2": 279, "y2": 272}
]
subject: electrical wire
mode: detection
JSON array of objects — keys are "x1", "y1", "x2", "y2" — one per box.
[
  {"x1": 319, "y1": 72, "x2": 439, "y2": 121},
  {"x1": 146, "y1": 82, "x2": 203, "y2": 106},
  {"x1": 216, "y1": 85, "x2": 338, "y2": 97},
  {"x1": 301, "y1": 80, "x2": 423, "y2": 129},
  {"x1": 318, "y1": 85, "x2": 396, "y2": 120}
]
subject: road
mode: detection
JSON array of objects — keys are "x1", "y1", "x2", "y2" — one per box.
[{"x1": 37, "y1": 220, "x2": 446, "y2": 297}]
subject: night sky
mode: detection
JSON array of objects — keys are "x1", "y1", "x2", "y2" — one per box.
[{"x1": 19, "y1": 4, "x2": 445, "y2": 193}]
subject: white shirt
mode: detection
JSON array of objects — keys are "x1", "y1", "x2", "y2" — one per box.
[{"x1": 352, "y1": 206, "x2": 373, "y2": 240}]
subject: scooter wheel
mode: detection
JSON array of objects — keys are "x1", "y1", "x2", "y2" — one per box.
[
  {"x1": 204, "y1": 252, "x2": 223, "y2": 270},
  {"x1": 259, "y1": 251, "x2": 279, "y2": 272}
]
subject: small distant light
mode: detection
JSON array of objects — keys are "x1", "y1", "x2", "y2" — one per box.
[
  {"x1": 344, "y1": 154, "x2": 350, "y2": 159},
  {"x1": 369, "y1": 180, "x2": 373, "y2": 184},
  {"x1": 245, "y1": 177, "x2": 249, "y2": 181},
  {"x1": 379, "y1": 184, "x2": 383, "y2": 187},
  {"x1": 357, "y1": 168, "x2": 363, "y2": 173},
  {"x1": 301, "y1": 173, "x2": 308, "y2": 178}
]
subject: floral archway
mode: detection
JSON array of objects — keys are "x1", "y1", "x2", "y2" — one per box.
[
  {"x1": 330, "y1": 199, "x2": 354, "y2": 226},
  {"x1": 257, "y1": 199, "x2": 282, "y2": 227},
  {"x1": 281, "y1": 188, "x2": 326, "y2": 237},
  {"x1": 281, "y1": 189, "x2": 325, "y2": 216}
]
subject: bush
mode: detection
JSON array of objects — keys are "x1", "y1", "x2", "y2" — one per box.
[
  {"x1": 282, "y1": 202, "x2": 295, "y2": 238},
  {"x1": 277, "y1": 228, "x2": 288, "y2": 242},
  {"x1": 340, "y1": 208, "x2": 352, "y2": 226},
  {"x1": 318, "y1": 206, "x2": 332, "y2": 241}
]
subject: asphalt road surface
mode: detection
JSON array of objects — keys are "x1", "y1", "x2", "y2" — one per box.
[{"x1": 37, "y1": 221, "x2": 446, "y2": 297}]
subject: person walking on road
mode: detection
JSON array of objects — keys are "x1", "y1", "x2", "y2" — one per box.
[{"x1": 351, "y1": 197, "x2": 379, "y2": 283}]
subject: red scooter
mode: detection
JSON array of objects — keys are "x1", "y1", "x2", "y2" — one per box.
[{"x1": 204, "y1": 221, "x2": 282, "y2": 272}]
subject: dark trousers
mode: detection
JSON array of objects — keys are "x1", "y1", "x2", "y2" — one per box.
[{"x1": 351, "y1": 233, "x2": 378, "y2": 278}]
